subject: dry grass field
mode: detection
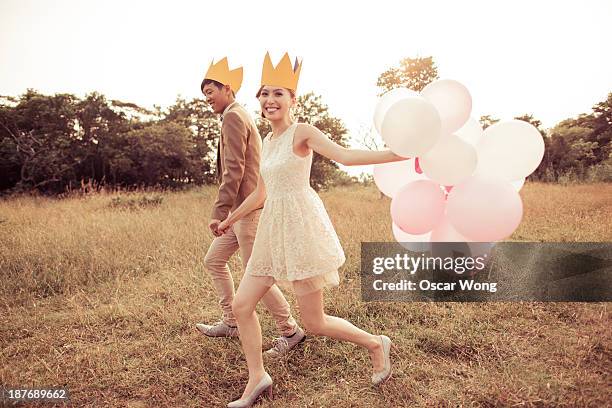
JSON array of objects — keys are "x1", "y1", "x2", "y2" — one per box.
[{"x1": 0, "y1": 183, "x2": 610, "y2": 407}]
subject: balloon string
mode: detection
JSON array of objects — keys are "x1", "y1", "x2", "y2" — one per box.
[{"x1": 414, "y1": 157, "x2": 423, "y2": 174}]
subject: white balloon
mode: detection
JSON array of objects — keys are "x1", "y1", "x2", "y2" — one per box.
[
  {"x1": 455, "y1": 117, "x2": 484, "y2": 146},
  {"x1": 475, "y1": 120, "x2": 545, "y2": 181},
  {"x1": 373, "y1": 88, "x2": 418, "y2": 135},
  {"x1": 373, "y1": 159, "x2": 427, "y2": 198},
  {"x1": 422, "y1": 79, "x2": 472, "y2": 134},
  {"x1": 420, "y1": 134, "x2": 478, "y2": 186},
  {"x1": 392, "y1": 222, "x2": 431, "y2": 252},
  {"x1": 381, "y1": 96, "x2": 442, "y2": 157}
]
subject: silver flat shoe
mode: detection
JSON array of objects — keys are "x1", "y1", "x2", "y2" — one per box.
[
  {"x1": 196, "y1": 321, "x2": 239, "y2": 337},
  {"x1": 372, "y1": 335, "x2": 392, "y2": 385},
  {"x1": 227, "y1": 373, "x2": 273, "y2": 408},
  {"x1": 264, "y1": 326, "x2": 306, "y2": 358}
]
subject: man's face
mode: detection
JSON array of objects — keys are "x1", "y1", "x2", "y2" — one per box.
[{"x1": 202, "y1": 83, "x2": 231, "y2": 114}]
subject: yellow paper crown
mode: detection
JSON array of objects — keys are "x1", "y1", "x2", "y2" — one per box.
[
  {"x1": 204, "y1": 57, "x2": 243, "y2": 94},
  {"x1": 260, "y1": 52, "x2": 302, "y2": 92}
]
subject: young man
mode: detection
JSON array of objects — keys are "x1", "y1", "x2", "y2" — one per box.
[{"x1": 196, "y1": 57, "x2": 304, "y2": 357}]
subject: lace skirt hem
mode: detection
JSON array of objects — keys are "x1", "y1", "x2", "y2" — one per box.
[{"x1": 248, "y1": 268, "x2": 340, "y2": 296}]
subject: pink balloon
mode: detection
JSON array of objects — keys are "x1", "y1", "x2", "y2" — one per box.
[
  {"x1": 431, "y1": 215, "x2": 469, "y2": 242},
  {"x1": 391, "y1": 180, "x2": 446, "y2": 234},
  {"x1": 446, "y1": 177, "x2": 523, "y2": 241},
  {"x1": 373, "y1": 159, "x2": 426, "y2": 198},
  {"x1": 430, "y1": 215, "x2": 495, "y2": 258},
  {"x1": 429, "y1": 214, "x2": 496, "y2": 277},
  {"x1": 392, "y1": 222, "x2": 431, "y2": 252}
]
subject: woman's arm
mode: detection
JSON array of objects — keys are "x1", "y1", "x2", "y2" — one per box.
[
  {"x1": 298, "y1": 123, "x2": 406, "y2": 166},
  {"x1": 217, "y1": 173, "x2": 266, "y2": 233}
]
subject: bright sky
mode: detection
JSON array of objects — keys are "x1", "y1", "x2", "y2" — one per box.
[{"x1": 2, "y1": 0, "x2": 611, "y2": 175}]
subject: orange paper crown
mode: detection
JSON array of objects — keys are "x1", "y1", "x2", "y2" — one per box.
[
  {"x1": 204, "y1": 57, "x2": 243, "y2": 94},
  {"x1": 260, "y1": 52, "x2": 302, "y2": 92}
]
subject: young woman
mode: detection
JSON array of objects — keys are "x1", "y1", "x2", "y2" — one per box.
[{"x1": 217, "y1": 53, "x2": 405, "y2": 407}]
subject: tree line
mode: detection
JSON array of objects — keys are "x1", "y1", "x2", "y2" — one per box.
[
  {"x1": 0, "y1": 90, "x2": 349, "y2": 194},
  {"x1": 1, "y1": 57, "x2": 609, "y2": 195}
]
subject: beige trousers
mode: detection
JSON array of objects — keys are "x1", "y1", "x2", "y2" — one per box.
[{"x1": 203, "y1": 209, "x2": 297, "y2": 336}]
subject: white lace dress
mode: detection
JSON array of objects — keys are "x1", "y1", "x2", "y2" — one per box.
[{"x1": 245, "y1": 123, "x2": 345, "y2": 295}]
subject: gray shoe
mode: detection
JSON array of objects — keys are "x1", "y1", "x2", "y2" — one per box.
[
  {"x1": 196, "y1": 321, "x2": 239, "y2": 338},
  {"x1": 227, "y1": 373, "x2": 273, "y2": 408},
  {"x1": 372, "y1": 335, "x2": 392, "y2": 385},
  {"x1": 264, "y1": 327, "x2": 306, "y2": 358}
]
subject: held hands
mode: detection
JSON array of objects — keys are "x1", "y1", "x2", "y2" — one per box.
[
  {"x1": 208, "y1": 219, "x2": 222, "y2": 237},
  {"x1": 217, "y1": 218, "x2": 231, "y2": 235},
  {"x1": 209, "y1": 218, "x2": 232, "y2": 237}
]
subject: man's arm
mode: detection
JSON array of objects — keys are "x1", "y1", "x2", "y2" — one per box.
[{"x1": 211, "y1": 111, "x2": 248, "y2": 221}]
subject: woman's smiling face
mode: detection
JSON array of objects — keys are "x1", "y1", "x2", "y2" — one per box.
[{"x1": 258, "y1": 86, "x2": 295, "y2": 121}]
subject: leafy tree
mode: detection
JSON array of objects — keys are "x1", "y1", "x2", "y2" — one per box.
[
  {"x1": 479, "y1": 115, "x2": 500, "y2": 130},
  {"x1": 532, "y1": 93, "x2": 611, "y2": 181},
  {"x1": 514, "y1": 114, "x2": 545, "y2": 135},
  {"x1": 575, "y1": 92, "x2": 611, "y2": 162},
  {"x1": 376, "y1": 56, "x2": 438, "y2": 95},
  {"x1": 548, "y1": 122, "x2": 597, "y2": 179},
  {"x1": 0, "y1": 90, "x2": 83, "y2": 192},
  {"x1": 74, "y1": 92, "x2": 130, "y2": 184},
  {"x1": 120, "y1": 122, "x2": 194, "y2": 187},
  {"x1": 163, "y1": 97, "x2": 219, "y2": 183}
]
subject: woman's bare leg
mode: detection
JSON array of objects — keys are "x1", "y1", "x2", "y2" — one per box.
[
  {"x1": 294, "y1": 287, "x2": 386, "y2": 373},
  {"x1": 231, "y1": 273, "x2": 275, "y2": 399}
]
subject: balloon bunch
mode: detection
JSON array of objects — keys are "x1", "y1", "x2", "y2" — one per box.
[{"x1": 373, "y1": 80, "x2": 545, "y2": 251}]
